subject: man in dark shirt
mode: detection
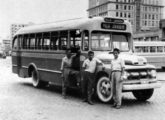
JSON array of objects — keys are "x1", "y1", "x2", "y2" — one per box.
[{"x1": 70, "y1": 49, "x2": 81, "y2": 87}]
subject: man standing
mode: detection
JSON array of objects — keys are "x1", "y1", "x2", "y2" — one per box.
[
  {"x1": 82, "y1": 51, "x2": 103, "y2": 105},
  {"x1": 70, "y1": 49, "x2": 81, "y2": 87},
  {"x1": 60, "y1": 49, "x2": 72, "y2": 99},
  {"x1": 111, "y1": 48, "x2": 125, "y2": 109}
]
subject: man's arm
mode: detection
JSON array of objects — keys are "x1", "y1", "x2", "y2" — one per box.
[
  {"x1": 96, "y1": 58, "x2": 104, "y2": 66},
  {"x1": 121, "y1": 59, "x2": 125, "y2": 77},
  {"x1": 82, "y1": 60, "x2": 87, "y2": 70}
]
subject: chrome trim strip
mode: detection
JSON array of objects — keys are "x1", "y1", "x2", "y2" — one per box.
[
  {"x1": 14, "y1": 65, "x2": 61, "y2": 74},
  {"x1": 12, "y1": 64, "x2": 17, "y2": 67},
  {"x1": 38, "y1": 68, "x2": 62, "y2": 74},
  {"x1": 22, "y1": 66, "x2": 28, "y2": 69}
]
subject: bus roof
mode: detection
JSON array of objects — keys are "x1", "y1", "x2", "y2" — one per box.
[{"x1": 15, "y1": 17, "x2": 132, "y2": 36}]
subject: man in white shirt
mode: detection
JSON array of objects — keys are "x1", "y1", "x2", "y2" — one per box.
[
  {"x1": 111, "y1": 48, "x2": 125, "y2": 109},
  {"x1": 82, "y1": 51, "x2": 103, "y2": 105}
]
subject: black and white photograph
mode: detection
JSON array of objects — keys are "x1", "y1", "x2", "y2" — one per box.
[{"x1": 0, "y1": 0, "x2": 165, "y2": 120}]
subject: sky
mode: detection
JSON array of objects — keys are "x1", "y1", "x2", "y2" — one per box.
[
  {"x1": 0, "y1": 0, "x2": 88, "y2": 38},
  {"x1": 0, "y1": 0, "x2": 165, "y2": 39}
]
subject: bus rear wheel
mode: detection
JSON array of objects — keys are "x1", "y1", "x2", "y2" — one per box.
[
  {"x1": 132, "y1": 89, "x2": 154, "y2": 101},
  {"x1": 31, "y1": 69, "x2": 48, "y2": 88},
  {"x1": 96, "y1": 76, "x2": 113, "y2": 103}
]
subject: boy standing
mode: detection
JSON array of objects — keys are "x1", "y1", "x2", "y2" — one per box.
[{"x1": 82, "y1": 51, "x2": 103, "y2": 105}]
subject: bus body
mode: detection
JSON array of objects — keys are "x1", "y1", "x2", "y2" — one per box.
[
  {"x1": 134, "y1": 41, "x2": 165, "y2": 69},
  {"x1": 12, "y1": 17, "x2": 161, "y2": 103}
]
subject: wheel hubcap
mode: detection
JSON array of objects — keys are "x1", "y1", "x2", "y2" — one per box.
[{"x1": 100, "y1": 80, "x2": 111, "y2": 98}]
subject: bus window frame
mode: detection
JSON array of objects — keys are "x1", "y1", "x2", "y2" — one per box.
[
  {"x1": 59, "y1": 30, "x2": 69, "y2": 50},
  {"x1": 12, "y1": 36, "x2": 19, "y2": 50},
  {"x1": 112, "y1": 32, "x2": 131, "y2": 52},
  {"x1": 50, "y1": 31, "x2": 59, "y2": 51},
  {"x1": 91, "y1": 30, "x2": 112, "y2": 51},
  {"x1": 82, "y1": 30, "x2": 89, "y2": 51},
  {"x1": 43, "y1": 32, "x2": 51, "y2": 50},
  {"x1": 70, "y1": 29, "x2": 82, "y2": 53}
]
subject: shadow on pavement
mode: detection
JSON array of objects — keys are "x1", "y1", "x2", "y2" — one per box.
[{"x1": 18, "y1": 81, "x2": 154, "y2": 107}]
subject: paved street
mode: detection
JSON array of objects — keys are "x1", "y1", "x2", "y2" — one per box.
[{"x1": 0, "y1": 57, "x2": 165, "y2": 120}]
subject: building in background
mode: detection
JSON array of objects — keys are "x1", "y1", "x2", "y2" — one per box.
[
  {"x1": 2, "y1": 39, "x2": 11, "y2": 56},
  {"x1": 10, "y1": 24, "x2": 28, "y2": 40},
  {"x1": 88, "y1": 0, "x2": 164, "y2": 32}
]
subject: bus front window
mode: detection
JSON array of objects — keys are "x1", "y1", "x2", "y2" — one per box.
[
  {"x1": 91, "y1": 31, "x2": 111, "y2": 51},
  {"x1": 112, "y1": 33, "x2": 130, "y2": 52}
]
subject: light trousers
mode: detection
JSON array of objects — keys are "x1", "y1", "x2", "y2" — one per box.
[{"x1": 111, "y1": 71, "x2": 122, "y2": 106}]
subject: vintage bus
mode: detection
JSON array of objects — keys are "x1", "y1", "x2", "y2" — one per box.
[
  {"x1": 134, "y1": 41, "x2": 165, "y2": 69},
  {"x1": 12, "y1": 17, "x2": 161, "y2": 103}
]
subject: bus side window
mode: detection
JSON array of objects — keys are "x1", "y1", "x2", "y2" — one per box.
[
  {"x1": 29, "y1": 34, "x2": 35, "y2": 50},
  {"x1": 23, "y1": 35, "x2": 28, "y2": 49},
  {"x1": 59, "y1": 31, "x2": 68, "y2": 50},
  {"x1": 50, "y1": 32, "x2": 59, "y2": 50},
  {"x1": 70, "y1": 30, "x2": 81, "y2": 53},
  {"x1": 18, "y1": 35, "x2": 23, "y2": 49},
  {"x1": 83, "y1": 30, "x2": 89, "y2": 51},
  {"x1": 43, "y1": 32, "x2": 51, "y2": 50},
  {"x1": 36, "y1": 33, "x2": 43, "y2": 50},
  {"x1": 150, "y1": 46, "x2": 156, "y2": 53},
  {"x1": 13, "y1": 36, "x2": 18, "y2": 50},
  {"x1": 157, "y1": 46, "x2": 163, "y2": 52}
]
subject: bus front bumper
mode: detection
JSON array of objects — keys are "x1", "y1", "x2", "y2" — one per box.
[{"x1": 122, "y1": 82, "x2": 161, "y2": 91}]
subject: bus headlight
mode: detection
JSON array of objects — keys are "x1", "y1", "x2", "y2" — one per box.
[{"x1": 150, "y1": 70, "x2": 157, "y2": 78}]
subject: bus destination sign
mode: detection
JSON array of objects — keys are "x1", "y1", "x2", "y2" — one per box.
[
  {"x1": 101, "y1": 23, "x2": 126, "y2": 30},
  {"x1": 104, "y1": 18, "x2": 124, "y2": 23}
]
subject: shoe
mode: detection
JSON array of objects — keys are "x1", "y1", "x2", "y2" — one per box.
[
  {"x1": 62, "y1": 92, "x2": 67, "y2": 99},
  {"x1": 88, "y1": 100, "x2": 94, "y2": 105},
  {"x1": 112, "y1": 103, "x2": 117, "y2": 107},
  {"x1": 115, "y1": 105, "x2": 121, "y2": 109},
  {"x1": 82, "y1": 98, "x2": 87, "y2": 102}
]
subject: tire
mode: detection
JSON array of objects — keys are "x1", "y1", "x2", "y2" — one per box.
[
  {"x1": 31, "y1": 69, "x2": 48, "y2": 88},
  {"x1": 96, "y1": 76, "x2": 113, "y2": 103},
  {"x1": 132, "y1": 89, "x2": 154, "y2": 101}
]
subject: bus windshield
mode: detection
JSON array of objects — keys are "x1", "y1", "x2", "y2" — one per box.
[
  {"x1": 91, "y1": 31, "x2": 112, "y2": 51},
  {"x1": 112, "y1": 33, "x2": 129, "y2": 52},
  {"x1": 91, "y1": 31, "x2": 130, "y2": 51}
]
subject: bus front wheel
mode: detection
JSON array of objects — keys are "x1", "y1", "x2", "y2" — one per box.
[
  {"x1": 96, "y1": 76, "x2": 113, "y2": 103},
  {"x1": 31, "y1": 69, "x2": 48, "y2": 88},
  {"x1": 132, "y1": 89, "x2": 154, "y2": 101}
]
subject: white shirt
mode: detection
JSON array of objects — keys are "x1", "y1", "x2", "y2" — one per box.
[
  {"x1": 111, "y1": 58, "x2": 125, "y2": 71},
  {"x1": 60, "y1": 56, "x2": 72, "y2": 70},
  {"x1": 82, "y1": 58, "x2": 102, "y2": 73}
]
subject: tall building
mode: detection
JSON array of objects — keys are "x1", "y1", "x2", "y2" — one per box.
[
  {"x1": 88, "y1": 0, "x2": 164, "y2": 32},
  {"x1": 10, "y1": 24, "x2": 28, "y2": 39}
]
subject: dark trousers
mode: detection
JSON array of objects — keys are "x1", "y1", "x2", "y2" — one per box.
[
  {"x1": 70, "y1": 70, "x2": 80, "y2": 83},
  {"x1": 82, "y1": 71, "x2": 95, "y2": 100}
]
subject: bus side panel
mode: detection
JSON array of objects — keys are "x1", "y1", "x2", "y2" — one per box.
[
  {"x1": 12, "y1": 55, "x2": 18, "y2": 74},
  {"x1": 39, "y1": 70, "x2": 62, "y2": 86},
  {"x1": 20, "y1": 51, "x2": 64, "y2": 86}
]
